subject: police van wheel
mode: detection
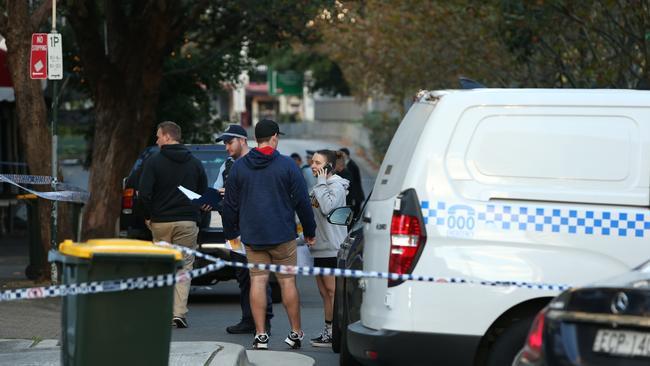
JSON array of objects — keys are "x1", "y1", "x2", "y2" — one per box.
[{"x1": 486, "y1": 316, "x2": 534, "y2": 366}]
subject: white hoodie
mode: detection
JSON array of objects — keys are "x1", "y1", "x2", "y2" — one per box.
[{"x1": 310, "y1": 174, "x2": 350, "y2": 258}]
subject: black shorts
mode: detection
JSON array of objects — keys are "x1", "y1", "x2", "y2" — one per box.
[{"x1": 313, "y1": 257, "x2": 337, "y2": 269}]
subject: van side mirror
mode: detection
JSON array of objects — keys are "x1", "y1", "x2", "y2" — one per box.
[{"x1": 327, "y1": 206, "x2": 353, "y2": 226}]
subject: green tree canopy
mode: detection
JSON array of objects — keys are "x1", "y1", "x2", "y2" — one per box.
[
  {"x1": 0, "y1": 0, "x2": 329, "y2": 238},
  {"x1": 311, "y1": 1, "x2": 519, "y2": 108},
  {"x1": 500, "y1": 0, "x2": 650, "y2": 88}
]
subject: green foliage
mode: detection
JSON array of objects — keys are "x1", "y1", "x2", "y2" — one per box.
[
  {"x1": 361, "y1": 111, "x2": 400, "y2": 163},
  {"x1": 58, "y1": 134, "x2": 86, "y2": 160},
  {"x1": 264, "y1": 47, "x2": 350, "y2": 96},
  {"x1": 56, "y1": 1, "x2": 332, "y2": 147},
  {"x1": 152, "y1": 0, "x2": 331, "y2": 142},
  {"x1": 500, "y1": 0, "x2": 650, "y2": 88},
  {"x1": 155, "y1": 50, "x2": 224, "y2": 144},
  {"x1": 314, "y1": 1, "x2": 518, "y2": 105}
]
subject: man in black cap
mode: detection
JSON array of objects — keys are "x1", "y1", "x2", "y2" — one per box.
[
  {"x1": 223, "y1": 119, "x2": 316, "y2": 350},
  {"x1": 339, "y1": 147, "x2": 365, "y2": 218},
  {"x1": 213, "y1": 124, "x2": 274, "y2": 334}
]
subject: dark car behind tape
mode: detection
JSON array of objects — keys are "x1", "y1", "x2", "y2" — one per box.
[{"x1": 118, "y1": 144, "x2": 281, "y2": 299}]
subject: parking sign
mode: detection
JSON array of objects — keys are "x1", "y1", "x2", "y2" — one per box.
[
  {"x1": 30, "y1": 33, "x2": 48, "y2": 79},
  {"x1": 47, "y1": 33, "x2": 63, "y2": 80}
]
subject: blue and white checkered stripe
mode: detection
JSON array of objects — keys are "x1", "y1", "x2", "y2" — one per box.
[
  {"x1": 163, "y1": 243, "x2": 569, "y2": 291},
  {"x1": 0, "y1": 174, "x2": 55, "y2": 185},
  {"x1": 220, "y1": 260, "x2": 570, "y2": 291},
  {"x1": 0, "y1": 174, "x2": 89, "y2": 203},
  {"x1": 0, "y1": 259, "x2": 224, "y2": 302},
  {"x1": 0, "y1": 242, "x2": 571, "y2": 302},
  {"x1": 421, "y1": 201, "x2": 650, "y2": 238},
  {"x1": 0, "y1": 174, "x2": 85, "y2": 192}
]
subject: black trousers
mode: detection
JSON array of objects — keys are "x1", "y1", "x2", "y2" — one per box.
[{"x1": 231, "y1": 251, "x2": 273, "y2": 323}]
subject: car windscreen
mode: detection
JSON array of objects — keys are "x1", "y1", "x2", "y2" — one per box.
[{"x1": 192, "y1": 150, "x2": 228, "y2": 188}]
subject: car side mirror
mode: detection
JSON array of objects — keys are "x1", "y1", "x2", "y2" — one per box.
[{"x1": 327, "y1": 206, "x2": 353, "y2": 226}]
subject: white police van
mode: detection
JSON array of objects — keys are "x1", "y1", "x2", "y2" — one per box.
[{"x1": 346, "y1": 89, "x2": 650, "y2": 365}]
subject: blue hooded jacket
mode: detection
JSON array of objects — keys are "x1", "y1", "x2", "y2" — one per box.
[{"x1": 222, "y1": 148, "x2": 316, "y2": 246}]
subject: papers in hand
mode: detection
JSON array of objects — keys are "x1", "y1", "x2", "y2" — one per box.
[{"x1": 178, "y1": 186, "x2": 222, "y2": 207}]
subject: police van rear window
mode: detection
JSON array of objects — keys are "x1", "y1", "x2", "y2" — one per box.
[{"x1": 371, "y1": 103, "x2": 435, "y2": 201}]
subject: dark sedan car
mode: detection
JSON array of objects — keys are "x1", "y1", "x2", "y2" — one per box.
[
  {"x1": 118, "y1": 145, "x2": 234, "y2": 283},
  {"x1": 118, "y1": 145, "x2": 280, "y2": 300},
  {"x1": 514, "y1": 261, "x2": 650, "y2": 366},
  {"x1": 328, "y1": 199, "x2": 369, "y2": 366}
]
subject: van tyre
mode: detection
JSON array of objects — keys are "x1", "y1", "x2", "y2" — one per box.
[{"x1": 486, "y1": 316, "x2": 534, "y2": 366}]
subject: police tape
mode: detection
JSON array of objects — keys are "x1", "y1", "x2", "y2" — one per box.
[
  {"x1": 0, "y1": 242, "x2": 570, "y2": 302},
  {"x1": 0, "y1": 174, "x2": 89, "y2": 203},
  {"x1": 0, "y1": 173, "x2": 87, "y2": 191},
  {"x1": 0, "y1": 261, "x2": 225, "y2": 302},
  {"x1": 1, "y1": 174, "x2": 54, "y2": 185},
  {"x1": 158, "y1": 242, "x2": 572, "y2": 292}
]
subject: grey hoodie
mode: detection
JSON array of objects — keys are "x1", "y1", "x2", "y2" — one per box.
[{"x1": 310, "y1": 174, "x2": 350, "y2": 258}]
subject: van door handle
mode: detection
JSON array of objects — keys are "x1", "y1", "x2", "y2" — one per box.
[{"x1": 362, "y1": 214, "x2": 371, "y2": 223}]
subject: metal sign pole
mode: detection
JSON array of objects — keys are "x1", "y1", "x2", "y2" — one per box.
[{"x1": 50, "y1": 0, "x2": 58, "y2": 284}]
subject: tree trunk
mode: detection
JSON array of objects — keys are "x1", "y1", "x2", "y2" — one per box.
[
  {"x1": 2, "y1": 0, "x2": 73, "y2": 280},
  {"x1": 67, "y1": 1, "x2": 186, "y2": 239},
  {"x1": 81, "y1": 82, "x2": 161, "y2": 239}
]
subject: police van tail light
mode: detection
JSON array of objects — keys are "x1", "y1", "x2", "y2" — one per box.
[
  {"x1": 122, "y1": 188, "x2": 135, "y2": 213},
  {"x1": 388, "y1": 189, "x2": 426, "y2": 287},
  {"x1": 521, "y1": 309, "x2": 546, "y2": 362}
]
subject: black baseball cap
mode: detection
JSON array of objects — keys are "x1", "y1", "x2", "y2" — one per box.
[
  {"x1": 216, "y1": 124, "x2": 247, "y2": 142},
  {"x1": 255, "y1": 119, "x2": 285, "y2": 139}
]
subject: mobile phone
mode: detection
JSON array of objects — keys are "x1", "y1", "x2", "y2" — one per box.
[{"x1": 324, "y1": 163, "x2": 333, "y2": 173}]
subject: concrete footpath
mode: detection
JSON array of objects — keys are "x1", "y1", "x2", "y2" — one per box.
[
  {"x1": 0, "y1": 339, "x2": 315, "y2": 365},
  {"x1": 0, "y1": 234, "x2": 320, "y2": 366}
]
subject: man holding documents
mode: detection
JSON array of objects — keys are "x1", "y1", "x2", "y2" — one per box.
[
  {"x1": 213, "y1": 124, "x2": 274, "y2": 334},
  {"x1": 139, "y1": 121, "x2": 208, "y2": 329}
]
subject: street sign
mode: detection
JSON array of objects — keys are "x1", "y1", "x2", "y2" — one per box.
[
  {"x1": 47, "y1": 33, "x2": 63, "y2": 80},
  {"x1": 268, "y1": 68, "x2": 303, "y2": 96},
  {"x1": 30, "y1": 33, "x2": 48, "y2": 79}
]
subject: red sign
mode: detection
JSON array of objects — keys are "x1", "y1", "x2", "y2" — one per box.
[{"x1": 30, "y1": 33, "x2": 48, "y2": 79}]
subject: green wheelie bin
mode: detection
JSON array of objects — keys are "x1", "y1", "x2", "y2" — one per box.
[{"x1": 49, "y1": 239, "x2": 182, "y2": 366}]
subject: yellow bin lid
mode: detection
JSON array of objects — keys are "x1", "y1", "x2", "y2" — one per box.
[{"x1": 58, "y1": 239, "x2": 183, "y2": 260}]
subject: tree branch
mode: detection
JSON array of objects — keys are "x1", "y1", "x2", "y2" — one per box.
[
  {"x1": 30, "y1": 0, "x2": 52, "y2": 33},
  {"x1": 539, "y1": 36, "x2": 577, "y2": 87},
  {"x1": 66, "y1": 0, "x2": 110, "y2": 93},
  {"x1": 169, "y1": 0, "x2": 210, "y2": 43}
]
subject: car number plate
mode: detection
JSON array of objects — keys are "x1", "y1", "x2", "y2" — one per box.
[{"x1": 593, "y1": 329, "x2": 650, "y2": 357}]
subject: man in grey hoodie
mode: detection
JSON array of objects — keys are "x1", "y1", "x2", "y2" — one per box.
[{"x1": 307, "y1": 149, "x2": 349, "y2": 347}]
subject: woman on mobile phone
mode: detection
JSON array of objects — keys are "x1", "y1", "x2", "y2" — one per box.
[{"x1": 307, "y1": 149, "x2": 349, "y2": 348}]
